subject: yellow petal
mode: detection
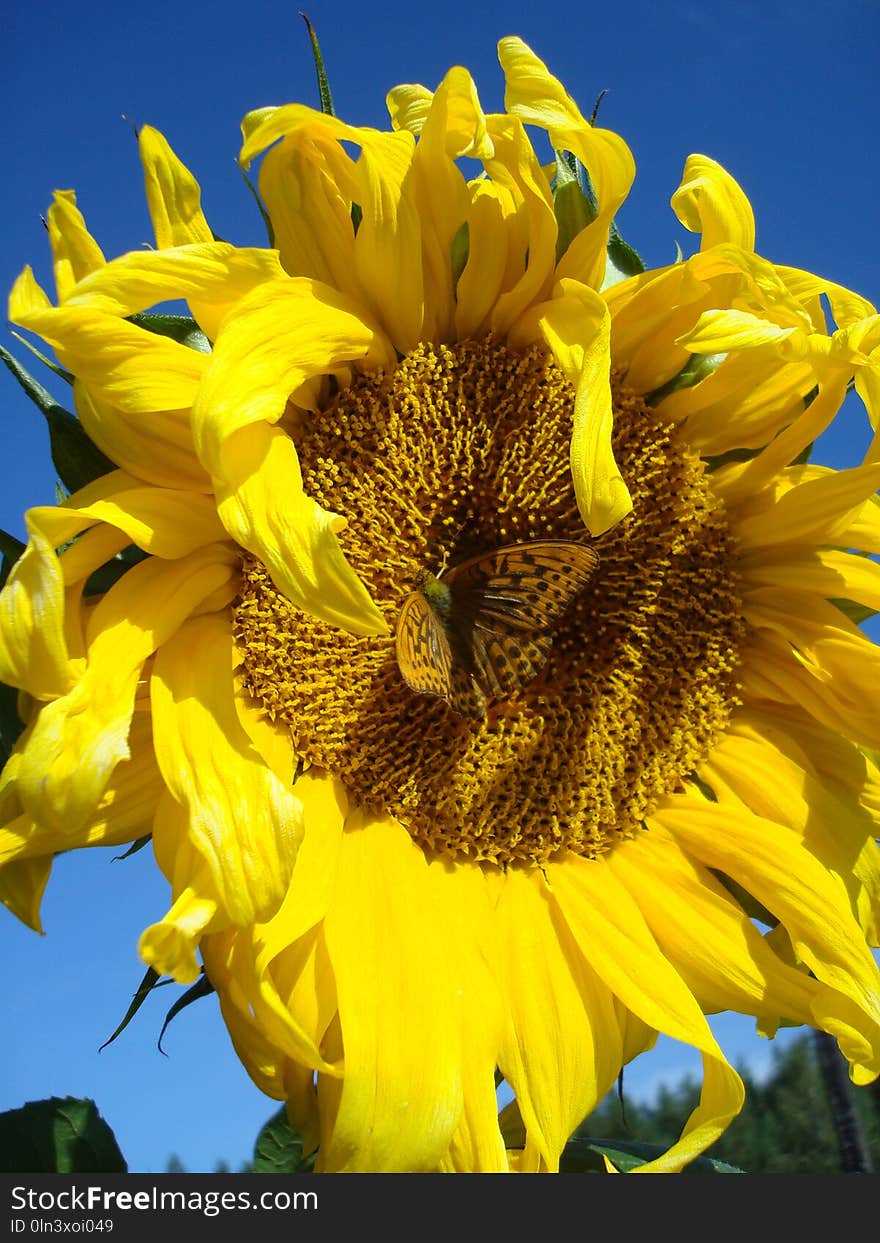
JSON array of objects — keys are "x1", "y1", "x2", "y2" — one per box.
[
  {"x1": 252, "y1": 770, "x2": 348, "y2": 962},
  {"x1": 60, "y1": 475, "x2": 227, "y2": 558},
  {"x1": 429, "y1": 860, "x2": 507, "y2": 1173},
  {"x1": 482, "y1": 114, "x2": 557, "y2": 335},
  {"x1": 774, "y1": 265, "x2": 876, "y2": 330},
  {"x1": 139, "y1": 790, "x2": 219, "y2": 984},
  {"x1": 138, "y1": 125, "x2": 214, "y2": 249},
  {"x1": 499, "y1": 37, "x2": 634, "y2": 290},
  {"x1": 716, "y1": 373, "x2": 851, "y2": 501},
  {"x1": 511, "y1": 278, "x2": 631, "y2": 535},
  {"x1": 65, "y1": 243, "x2": 284, "y2": 345},
  {"x1": 739, "y1": 546, "x2": 880, "y2": 617},
  {"x1": 14, "y1": 545, "x2": 238, "y2": 836},
  {"x1": 0, "y1": 856, "x2": 51, "y2": 932},
  {"x1": 657, "y1": 797, "x2": 880, "y2": 1081},
  {"x1": 47, "y1": 190, "x2": 106, "y2": 304},
  {"x1": 320, "y1": 812, "x2": 464, "y2": 1171},
  {"x1": 241, "y1": 106, "x2": 424, "y2": 352},
  {"x1": 492, "y1": 865, "x2": 621, "y2": 1172},
  {"x1": 671, "y1": 154, "x2": 756, "y2": 251},
  {"x1": 743, "y1": 588, "x2": 880, "y2": 751},
  {"x1": 703, "y1": 726, "x2": 880, "y2": 944},
  {"x1": 193, "y1": 277, "x2": 392, "y2": 635},
  {"x1": 150, "y1": 612, "x2": 303, "y2": 926},
  {"x1": 257, "y1": 133, "x2": 362, "y2": 295},
  {"x1": 610, "y1": 826, "x2": 821, "y2": 1025},
  {"x1": 9, "y1": 266, "x2": 52, "y2": 319},
  {"x1": 403, "y1": 66, "x2": 486, "y2": 341},
  {"x1": 11, "y1": 303, "x2": 206, "y2": 413},
  {"x1": 454, "y1": 180, "x2": 520, "y2": 339},
  {"x1": 733, "y1": 462, "x2": 880, "y2": 550},
  {"x1": 548, "y1": 852, "x2": 745, "y2": 1171},
  {"x1": 74, "y1": 383, "x2": 209, "y2": 492},
  {"x1": 1, "y1": 704, "x2": 162, "y2": 867},
  {"x1": 0, "y1": 514, "x2": 79, "y2": 699},
  {"x1": 386, "y1": 82, "x2": 434, "y2": 136},
  {"x1": 678, "y1": 308, "x2": 800, "y2": 355},
  {"x1": 656, "y1": 349, "x2": 815, "y2": 457}
]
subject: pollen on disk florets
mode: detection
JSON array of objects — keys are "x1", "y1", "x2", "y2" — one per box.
[{"x1": 234, "y1": 336, "x2": 746, "y2": 867}]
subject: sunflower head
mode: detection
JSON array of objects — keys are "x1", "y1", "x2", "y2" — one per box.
[{"x1": 1, "y1": 31, "x2": 879, "y2": 1175}]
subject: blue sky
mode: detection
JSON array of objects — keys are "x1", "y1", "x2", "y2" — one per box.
[{"x1": 2, "y1": 0, "x2": 878, "y2": 1172}]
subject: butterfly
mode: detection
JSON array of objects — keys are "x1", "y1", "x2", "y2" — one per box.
[{"x1": 395, "y1": 540, "x2": 599, "y2": 719}]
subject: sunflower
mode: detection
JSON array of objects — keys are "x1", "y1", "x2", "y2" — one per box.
[{"x1": 2, "y1": 36, "x2": 879, "y2": 1174}]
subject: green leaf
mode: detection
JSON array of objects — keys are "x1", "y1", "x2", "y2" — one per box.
[
  {"x1": 603, "y1": 219, "x2": 645, "y2": 288},
  {"x1": 99, "y1": 967, "x2": 170, "y2": 1051},
  {"x1": 253, "y1": 1106, "x2": 316, "y2": 1173},
  {"x1": 301, "y1": 13, "x2": 335, "y2": 117},
  {"x1": 646, "y1": 351, "x2": 728, "y2": 406},
  {"x1": 157, "y1": 972, "x2": 216, "y2": 1054},
  {"x1": 451, "y1": 221, "x2": 470, "y2": 285},
  {"x1": 112, "y1": 834, "x2": 152, "y2": 861},
  {"x1": 239, "y1": 165, "x2": 275, "y2": 247},
  {"x1": 0, "y1": 344, "x2": 116, "y2": 493},
  {"x1": 831, "y1": 597, "x2": 878, "y2": 625},
  {"x1": 127, "y1": 312, "x2": 211, "y2": 354},
  {"x1": 0, "y1": 528, "x2": 26, "y2": 591},
  {"x1": 0, "y1": 681, "x2": 24, "y2": 770},
  {"x1": 553, "y1": 148, "x2": 597, "y2": 264},
  {"x1": 710, "y1": 869, "x2": 778, "y2": 928},
  {"x1": 0, "y1": 1097, "x2": 127, "y2": 1173},
  {"x1": 10, "y1": 330, "x2": 74, "y2": 385},
  {"x1": 83, "y1": 543, "x2": 150, "y2": 597},
  {"x1": 561, "y1": 1137, "x2": 745, "y2": 1174}
]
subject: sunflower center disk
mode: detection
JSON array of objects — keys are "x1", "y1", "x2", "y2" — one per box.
[{"x1": 234, "y1": 337, "x2": 746, "y2": 867}]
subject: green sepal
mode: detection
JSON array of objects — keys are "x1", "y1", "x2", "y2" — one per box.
[
  {"x1": 128, "y1": 312, "x2": 211, "y2": 354},
  {"x1": 83, "y1": 544, "x2": 150, "y2": 598},
  {"x1": 603, "y1": 219, "x2": 646, "y2": 288},
  {"x1": 789, "y1": 440, "x2": 814, "y2": 466},
  {"x1": 553, "y1": 148, "x2": 596, "y2": 264},
  {"x1": 99, "y1": 966, "x2": 171, "y2": 1051},
  {"x1": 0, "y1": 527, "x2": 26, "y2": 590},
  {"x1": 157, "y1": 971, "x2": 215, "y2": 1054},
  {"x1": 0, "y1": 1097, "x2": 127, "y2": 1173},
  {"x1": 0, "y1": 681, "x2": 24, "y2": 771},
  {"x1": 561, "y1": 1137, "x2": 745, "y2": 1174},
  {"x1": 253, "y1": 1106, "x2": 316, "y2": 1173},
  {"x1": 831, "y1": 597, "x2": 878, "y2": 625},
  {"x1": 112, "y1": 834, "x2": 152, "y2": 861},
  {"x1": 10, "y1": 329, "x2": 74, "y2": 385},
  {"x1": 301, "y1": 13, "x2": 335, "y2": 117},
  {"x1": 702, "y1": 445, "x2": 761, "y2": 472},
  {"x1": 0, "y1": 519, "x2": 26, "y2": 766},
  {"x1": 451, "y1": 221, "x2": 470, "y2": 286},
  {"x1": 239, "y1": 165, "x2": 275, "y2": 247},
  {"x1": 0, "y1": 343, "x2": 115, "y2": 493},
  {"x1": 645, "y1": 351, "x2": 727, "y2": 406},
  {"x1": 710, "y1": 868, "x2": 778, "y2": 928}
]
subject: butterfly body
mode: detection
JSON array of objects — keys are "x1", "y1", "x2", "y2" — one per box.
[{"x1": 395, "y1": 540, "x2": 599, "y2": 719}]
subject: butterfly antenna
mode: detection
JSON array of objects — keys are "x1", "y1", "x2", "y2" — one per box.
[{"x1": 436, "y1": 508, "x2": 477, "y2": 576}]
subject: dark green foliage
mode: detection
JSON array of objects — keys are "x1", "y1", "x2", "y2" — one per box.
[
  {"x1": 0, "y1": 1097, "x2": 127, "y2": 1173},
  {"x1": 252, "y1": 1106, "x2": 316, "y2": 1173},
  {"x1": 577, "y1": 1035, "x2": 880, "y2": 1172}
]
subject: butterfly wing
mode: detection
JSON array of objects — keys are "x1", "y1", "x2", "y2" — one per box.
[
  {"x1": 446, "y1": 540, "x2": 599, "y2": 634},
  {"x1": 396, "y1": 590, "x2": 454, "y2": 697},
  {"x1": 470, "y1": 628, "x2": 554, "y2": 697},
  {"x1": 396, "y1": 589, "x2": 487, "y2": 717},
  {"x1": 396, "y1": 540, "x2": 598, "y2": 719}
]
